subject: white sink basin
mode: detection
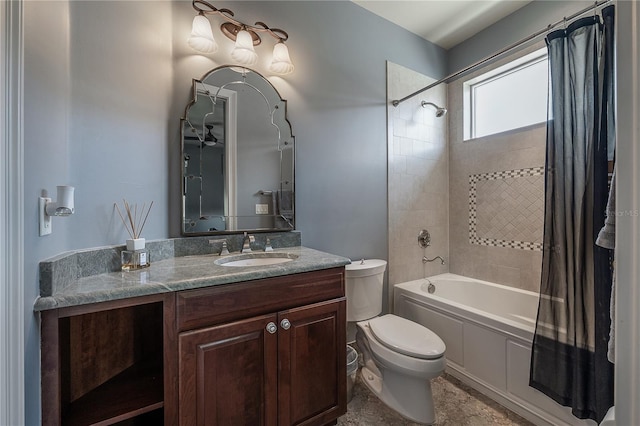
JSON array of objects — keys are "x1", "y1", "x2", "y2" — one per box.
[{"x1": 215, "y1": 253, "x2": 297, "y2": 267}]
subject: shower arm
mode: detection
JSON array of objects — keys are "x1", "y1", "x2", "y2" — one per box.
[{"x1": 421, "y1": 101, "x2": 447, "y2": 117}]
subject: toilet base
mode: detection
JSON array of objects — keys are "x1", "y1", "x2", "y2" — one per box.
[{"x1": 359, "y1": 365, "x2": 436, "y2": 425}]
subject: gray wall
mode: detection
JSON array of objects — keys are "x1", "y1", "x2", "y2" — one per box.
[
  {"x1": 448, "y1": 0, "x2": 592, "y2": 73},
  {"x1": 23, "y1": 2, "x2": 174, "y2": 423},
  {"x1": 23, "y1": 1, "x2": 446, "y2": 421}
]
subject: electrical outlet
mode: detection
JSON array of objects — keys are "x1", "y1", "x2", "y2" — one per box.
[
  {"x1": 255, "y1": 204, "x2": 269, "y2": 215},
  {"x1": 39, "y1": 197, "x2": 52, "y2": 236}
]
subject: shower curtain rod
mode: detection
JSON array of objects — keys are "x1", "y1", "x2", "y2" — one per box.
[{"x1": 391, "y1": 0, "x2": 611, "y2": 107}]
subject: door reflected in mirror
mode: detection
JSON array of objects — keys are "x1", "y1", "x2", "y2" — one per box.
[{"x1": 181, "y1": 66, "x2": 295, "y2": 235}]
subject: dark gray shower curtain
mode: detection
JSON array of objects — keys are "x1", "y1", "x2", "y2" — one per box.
[{"x1": 529, "y1": 6, "x2": 615, "y2": 423}]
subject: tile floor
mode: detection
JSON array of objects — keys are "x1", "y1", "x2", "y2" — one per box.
[{"x1": 337, "y1": 372, "x2": 534, "y2": 426}]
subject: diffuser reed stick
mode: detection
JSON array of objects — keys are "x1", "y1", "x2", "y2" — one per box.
[{"x1": 115, "y1": 199, "x2": 154, "y2": 239}]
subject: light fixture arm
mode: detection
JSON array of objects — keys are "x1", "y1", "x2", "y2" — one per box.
[{"x1": 192, "y1": 0, "x2": 289, "y2": 42}]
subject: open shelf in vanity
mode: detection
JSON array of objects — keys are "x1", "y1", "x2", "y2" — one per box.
[
  {"x1": 63, "y1": 359, "x2": 163, "y2": 426},
  {"x1": 41, "y1": 294, "x2": 175, "y2": 426}
]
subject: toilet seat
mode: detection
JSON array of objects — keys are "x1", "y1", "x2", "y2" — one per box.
[{"x1": 368, "y1": 314, "x2": 445, "y2": 360}]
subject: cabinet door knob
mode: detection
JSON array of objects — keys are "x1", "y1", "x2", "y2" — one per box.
[
  {"x1": 280, "y1": 319, "x2": 291, "y2": 330},
  {"x1": 266, "y1": 322, "x2": 278, "y2": 334}
]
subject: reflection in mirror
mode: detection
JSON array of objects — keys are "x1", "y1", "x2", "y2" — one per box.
[{"x1": 181, "y1": 66, "x2": 295, "y2": 235}]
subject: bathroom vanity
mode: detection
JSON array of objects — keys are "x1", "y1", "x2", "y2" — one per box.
[{"x1": 36, "y1": 241, "x2": 349, "y2": 426}]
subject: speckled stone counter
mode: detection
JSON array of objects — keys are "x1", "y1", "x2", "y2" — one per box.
[{"x1": 34, "y1": 233, "x2": 351, "y2": 311}]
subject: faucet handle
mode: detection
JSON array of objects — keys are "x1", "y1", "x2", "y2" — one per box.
[
  {"x1": 209, "y1": 239, "x2": 229, "y2": 255},
  {"x1": 220, "y1": 241, "x2": 229, "y2": 255},
  {"x1": 265, "y1": 238, "x2": 274, "y2": 252},
  {"x1": 264, "y1": 235, "x2": 282, "y2": 252}
]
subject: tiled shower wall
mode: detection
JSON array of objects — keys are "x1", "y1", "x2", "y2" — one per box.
[
  {"x1": 387, "y1": 62, "x2": 449, "y2": 296},
  {"x1": 448, "y1": 44, "x2": 546, "y2": 292}
]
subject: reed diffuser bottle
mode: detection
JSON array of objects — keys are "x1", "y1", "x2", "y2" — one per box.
[{"x1": 116, "y1": 199, "x2": 153, "y2": 271}]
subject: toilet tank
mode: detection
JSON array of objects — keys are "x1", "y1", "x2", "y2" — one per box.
[{"x1": 345, "y1": 259, "x2": 387, "y2": 322}]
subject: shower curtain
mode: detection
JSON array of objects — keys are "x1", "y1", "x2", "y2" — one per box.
[{"x1": 529, "y1": 5, "x2": 615, "y2": 423}]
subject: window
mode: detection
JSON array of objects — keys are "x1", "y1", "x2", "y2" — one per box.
[{"x1": 464, "y1": 48, "x2": 548, "y2": 140}]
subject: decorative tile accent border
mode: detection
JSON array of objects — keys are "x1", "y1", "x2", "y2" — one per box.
[{"x1": 469, "y1": 167, "x2": 545, "y2": 251}]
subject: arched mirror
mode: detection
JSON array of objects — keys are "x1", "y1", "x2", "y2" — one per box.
[{"x1": 181, "y1": 66, "x2": 295, "y2": 235}]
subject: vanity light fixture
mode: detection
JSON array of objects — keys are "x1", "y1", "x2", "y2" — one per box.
[
  {"x1": 188, "y1": 0, "x2": 295, "y2": 75},
  {"x1": 39, "y1": 185, "x2": 75, "y2": 236}
]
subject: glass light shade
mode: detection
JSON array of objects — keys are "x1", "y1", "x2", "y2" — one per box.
[
  {"x1": 230, "y1": 30, "x2": 258, "y2": 66},
  {"x1": 269, "y1": 42, "x2": 294, "y2": 75},
  {"x1": 188, "y1": 15, "x2": 218, "y2": 54}
]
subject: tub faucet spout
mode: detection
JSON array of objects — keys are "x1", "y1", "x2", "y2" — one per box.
[{"x1": 423, "y1": 255, "x2": 445, "y2": 265}]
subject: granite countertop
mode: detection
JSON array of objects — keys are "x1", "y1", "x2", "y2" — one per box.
[{"x1": 34, "y1": 244, "x2": 351, "y2": 312}]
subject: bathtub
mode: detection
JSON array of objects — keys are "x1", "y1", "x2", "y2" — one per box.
[{"x1": 394, "y1": 273, "x2": 595, "y2": 426}]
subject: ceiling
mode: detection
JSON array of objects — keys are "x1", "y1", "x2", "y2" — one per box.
[{"x1": 352, "y1": 1, "x2": 533, "y2": 49}]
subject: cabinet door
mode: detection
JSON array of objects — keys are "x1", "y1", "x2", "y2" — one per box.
[
  {"x1": 278, "y1": 298, "x2": 347, "y2": 426},
  {"x1": 179, "y1": 313, "x2": 278, "y2": 426}
]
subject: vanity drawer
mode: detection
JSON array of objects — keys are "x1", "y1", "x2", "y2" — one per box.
[{"x1": 176, "y1": 267, "x2": 345, "y2": 331}]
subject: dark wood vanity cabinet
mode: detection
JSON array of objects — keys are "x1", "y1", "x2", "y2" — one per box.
[
  {"x1": 176, "y1": 268, "x2": 347, "y2": 426},
  {"x1": 41, "y1": 267, "x2": 346, "y2": 426}
]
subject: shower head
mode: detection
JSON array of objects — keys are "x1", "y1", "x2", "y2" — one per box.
[{"x1": 421, "y1": 101, "x2": 447, "y2": 117}]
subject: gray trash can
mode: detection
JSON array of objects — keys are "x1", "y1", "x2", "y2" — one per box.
[{"x1": 346, "y1": 345, "x2": 358, "y2": 403}]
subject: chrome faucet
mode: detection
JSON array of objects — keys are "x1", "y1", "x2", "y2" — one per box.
[
  {"x1": 242, "y1": 232, "x2": 255, "y2": 253},
  {"x1": 422, "y1": 255, "x2": 445, "y2": 265}
]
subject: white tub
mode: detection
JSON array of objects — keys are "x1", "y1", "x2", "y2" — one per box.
[{"x1": 394, "y1": 273, "x2": 595, "y2": 426}]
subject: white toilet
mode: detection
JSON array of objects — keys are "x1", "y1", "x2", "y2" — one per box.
[{"x1": 346, "y1": 259, "x2": 446, "y2": 425}]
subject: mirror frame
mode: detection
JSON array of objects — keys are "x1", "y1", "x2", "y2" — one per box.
[{"x1": 180, "y1": 66, "x2": 295, "y2": 236}]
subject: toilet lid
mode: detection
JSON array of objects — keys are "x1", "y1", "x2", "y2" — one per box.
[{"x1": 368, "y1": 314, "x2": 445, "y2": 360}]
